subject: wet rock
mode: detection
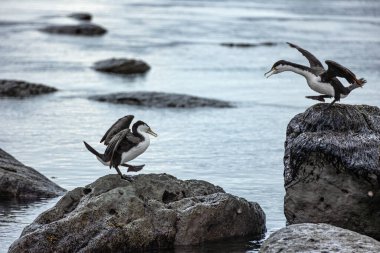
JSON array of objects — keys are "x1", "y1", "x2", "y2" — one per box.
[
  {"x1": 8, "y1": 174, "x2": 266, "y2": 252},
  {"x1": 0, "y1": 79, "x2": 57, "y2": 98},
  {"x1": 39, "y1": 23, "x2": 106, "y2": 36},
  {"x1": 89, "y1": 91, "x2": 233, "y2": 108},
  {"x1": 220, "y1": 42, "x2": 276, "y2": 48},
  {"x1": 68, "y1": 12, "x2": 92, "y2": 21},
  {"x1": 0, "y1": 148, "x2": 66, "y2": 199},
  {"x1": 93, "y1": 58, "x2": 151, "y2": 75},
  {"x1": 260, "y1": 223, "x2": 380, "y2": 253},
  {"x1": 284, "y1": 104, "x2": 380, "y2": 240}
]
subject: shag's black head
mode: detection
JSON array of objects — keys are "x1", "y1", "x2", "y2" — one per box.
[
  {"x1": 271, "y1": 60, "x2": 299, "y2": 69},
  {"x1": 132, "y1": 120, "x2": 148, "y2": 132}
]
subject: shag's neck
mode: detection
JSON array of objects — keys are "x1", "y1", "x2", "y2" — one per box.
[
  {"x1": 133, "y1": 127, "x2": 149, "y2": 141},
  {"x1": 282, "y1": 63, "x2": 315, "y2": 78}
]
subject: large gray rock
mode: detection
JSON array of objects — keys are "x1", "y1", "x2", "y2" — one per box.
[
  {"x1": 284, "y1": 104, "x2": 380, "y2": 240},
  {"x1": 39, "y1": 23, "x2": 106, "y2": 36},
  {"x1": 93, "y1": 58, "x2": 150, "y2": 74},
  {"x1": 0, "y1": 149, "x2": 66, "y2": 199},
  {"x1": 0, "y1": 79, "x2": 57, "y2": 98},
  {"x1": 9, "y1": 174, "x2": 266, "y2": 252},
  {"x1": 260, "y1": 223, "x2": 380, "y2": 253},
  {"x1": 89, "y1": 91, "x2": 233, "y2": 108}
]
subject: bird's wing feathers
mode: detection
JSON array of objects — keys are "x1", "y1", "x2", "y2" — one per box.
[
  {"x1": 323, "y1": 60, "x2": 366, "y2": 86},
  {"x1": 105, "y1": 129, "x2": 140, "y2": 168},
  {"x1": 100, "y1": 115, "x2": 134, "y2": 145},
  {"x1": 287, "y1": 42, "x2": 324, "y2": 69}
]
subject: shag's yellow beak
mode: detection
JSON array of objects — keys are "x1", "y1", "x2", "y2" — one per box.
[
  {"x1": 147, "y1": 128, "x2": 158, "y2": 137},
  {"x1": 264, "y1": 68, "x2": 276, "y2": 78}
]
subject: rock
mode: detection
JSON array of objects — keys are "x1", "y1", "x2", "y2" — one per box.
[
  {"x1": 0, "y1": 79, "x2": 57, "y2": 98},
  {"x1": 259, "y1": 223, "x2": 380, "y2": 253},
  {"x1": 8, "y1": 174, "x2": 266, "y2": 252},
  {"x1": 93, "y1": 58, "x2": 151, "y2": 75},
  {"x1": 0, "y1": 148, "x2": 66, "y2": 199},
  {"x1": 89, "y1": 91, "x2": 233, "y2": 108},
  {"x1": 39, "y1": 23, "x2": 107, "y2": 36},
  {"x1": 284, "y1": 104, "x2": 380, "y2": 240},
  {"x1": 68, "y1": 12, "x2": 92, "y2": 21},
  {"x1": 220, "y1": 42, "x2": 276, "y2": 48}
]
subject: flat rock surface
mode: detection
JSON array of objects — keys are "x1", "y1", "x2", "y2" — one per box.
[
  {"x1": 0, "y1": 79, "x2": 57, "y2": 98},
  {"x1": 93, "y1": 58, "x2": 150, "y2": 74},
  {"x1": 284, "y1": 104, "x2": 380, "y2": 240},
  {"x1": 0, "y1": 149, "x2": 66, "y2": 199},
  {"x1": 89, "y1": 91, "x2": 233, "y2": 108},
  {"x1": 9, "y1": 173, "x2": 266, "y2": 252},
  {"x1": 260, "y1": 223, "x2": 380, "y2": 253},
  {"x1": 39, "y1": 23, "x2": 107, "y2": 36}
]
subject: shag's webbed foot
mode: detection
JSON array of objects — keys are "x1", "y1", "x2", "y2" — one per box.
[
  {"x1": 121, "y1": 164, "x2": 145, "y2": 172},
  {"x1": 324, "y1": 99, "x2": 337, "y2": 110},
  {"x1": 114, "y1": 166, "x2": 132, "y2": 181},
  {"x1": 305, "y1": 95, "x2": 332, "y2": 102}
]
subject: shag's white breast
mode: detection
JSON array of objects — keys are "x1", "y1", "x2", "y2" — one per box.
[
  {"x1": 305, "y1": 74, "x2": 335, "y2": 96},
  {"x1": 121, "y1": 137, "x2": 150, "y2": 164}
]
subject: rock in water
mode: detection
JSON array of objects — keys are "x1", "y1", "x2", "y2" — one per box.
[
  {"x1": 0, "y1": 79, "x2": 57, "y2": 98},
  {"x1": 259, "y1": 223, "x2": 380, "y2": 253},
  {"x1": 93, "y1": 58, "x2": 151, "y2": 74},
  {"x1": 8, "y1": 174, "x2": 266, "y2": 252},
  {"x1": 67, "y1": 12, "x2": 92, "y2": 21},
  {"x1": 89, "y1": 91, "x2": 233, "y2": 108},
  {"x1": 284, "y1": 104, "x2": 380, "y2": 240},
  {"x1": 39, "y1": 23, "x2": 107, "y2": 36},
  {"x1": 0, "y1": 149, "x2": 66, "y2": 199}
]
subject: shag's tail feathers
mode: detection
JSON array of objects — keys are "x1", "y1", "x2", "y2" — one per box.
[
  {"x1": 357, "y1": 78, "x2": 367, "y2": 86},
  {"x1": 83, "y1": 141, "x2": 106, "y2": 162}
]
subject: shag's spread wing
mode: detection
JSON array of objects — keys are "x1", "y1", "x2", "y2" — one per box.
[
  {"x1": 100, "y1": 115, "x2": 134, "y2": 145},
  {"x1": 287, "y1": 42, "x2": 324, "y2": 70},
  {"x1": 322, "y1": 60, "x2": 366, "y2": 86},
  {"x1": 105, "y1": 129, "x2": 140, "y2": 168}
]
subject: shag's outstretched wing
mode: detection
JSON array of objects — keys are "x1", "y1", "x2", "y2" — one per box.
[
  {"x1": 287, "y1": 42, "x2": 324, "y2": 70},
  {"x1": 100, "y1": 115, "x2": 134, "y2": 145},
  {"x1": 322, "y1": 60, "x2": 366, "y2": 86},
  {"x1": 104, "y1": 129, "x2": 140, "y2": 168}
]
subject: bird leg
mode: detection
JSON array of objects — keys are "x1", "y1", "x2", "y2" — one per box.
[
  {"x1": 121, "y1": 164, "x2": 145, "y2": 172},
  {"x1": 305, "y1": 95, "x2": 332, "y2": 102},
  {"x1": 325, "y1": 99, "x2": 337, "y2": 110},
  {"x1": 114, "y1": 166, "x2": 132, "y2": 181}
]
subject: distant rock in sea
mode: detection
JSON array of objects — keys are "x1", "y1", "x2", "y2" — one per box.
[
  {"x1": 89, "y1": 91, "x2": 233, "y2": 108},
  {"x1": 260, "y1": 223, "x2": 380, "y2": 253},
  {"x1": 284, "y1": 104, "x2": 380, "y2": 240},
  {"x1": 0, "y1": 79, "x2": 57, "y2": 98},
  {"x1": 67, "y1": 12, "x2": 92, "y2": 21},
  {"x1": 8, "y1": 173, "x2": 266, "y2": 253},
  {"x1": 39, "y1": 23, "x2": 107, "y2": 36},
  {"x1": 93, "y1": 58, "x2": 151, "y2": 75},
  {"x1": 0, "y1": 148, "x2": 66, "y2": 199},
  {"x1": 220, "y1": 42, "x2": 276, "y2": 48}
]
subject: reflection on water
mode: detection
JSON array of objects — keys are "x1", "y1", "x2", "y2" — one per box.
[{"x1": 0, "y1": 0, "x2": 379, "y2": 252}]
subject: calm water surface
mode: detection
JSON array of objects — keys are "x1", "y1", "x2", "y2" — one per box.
[{"x1": 0, "y1": 0, "x2": 379, "y2": 252}]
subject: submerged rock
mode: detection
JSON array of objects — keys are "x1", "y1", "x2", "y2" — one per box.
[
  {"x1": 260, "y1": 223, "x2": 380, "y2": 253},
  {"x1": 93, "y1": 58, "x2": 151, "y2": 75},
  {"x1": 9, "y1": 174, "x2": 266, "y2": 252},
  {"x1": 0, "y1": 149, "x2": 66, "y2": 199},
  {"x1": 220, "y1": 42, "x2": 276, "y2": 48},
  {"x1": 284, "y1": 104, "x2": 380, "y2": 240},
  {"x1": 39, "y1": 23, "x2": 107, "y2": 36},
  {"x1": 68, "y1": 12, "x2": 92, "y2": 21},
  {"x1": 89, "y1": 91, "x2": 233, "y2": 108},
  {"x1": 0, "y1": 79, "x2": 57, "y2": 98}
]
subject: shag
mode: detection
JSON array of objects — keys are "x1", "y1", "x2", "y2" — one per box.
[
  {"x1": 265, "y1": 42, "x2": 366, "y2": 108},
  {"x1": 83, "y1": 115, "x2": 157, "y2": 180}
]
